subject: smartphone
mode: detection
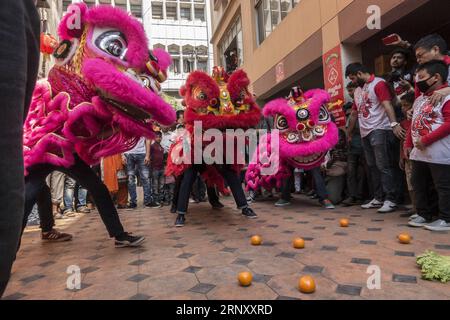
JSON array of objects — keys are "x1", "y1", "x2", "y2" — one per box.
[{"x1": 382, "y1": 34, "x2": 400, "y2": 45}]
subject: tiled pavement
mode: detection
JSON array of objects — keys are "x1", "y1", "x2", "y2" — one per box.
[{"x1": 3, "y1": 194, "x2": 450, "y2": 300}]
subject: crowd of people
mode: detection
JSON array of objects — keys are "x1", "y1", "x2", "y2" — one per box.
[
  {"x1": 1, "y1": 1, "x2": 449, "y2": 298},
  {"x1": 33, "y1": 33, "x2": 450, "y2": 236}
]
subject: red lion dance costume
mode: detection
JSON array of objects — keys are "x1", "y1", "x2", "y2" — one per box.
[
  {"x1": 166, "y1": 67, "x2": 261, "y2": 226},
  {"x1": 245, "y1": 88, "x2": 339, "y2": 203},
  {"x1": 21, "y1": 3, "x2": 176, "y2": 247}
]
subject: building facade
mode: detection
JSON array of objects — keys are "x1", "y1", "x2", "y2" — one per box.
[
  {"x1": 211, "y1": 0, "x2": 450, "y2": 106},
  {"x1": 142, "y1": 0, "x2": 214, "y2": 100}
]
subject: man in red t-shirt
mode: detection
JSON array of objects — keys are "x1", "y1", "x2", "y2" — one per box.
[{"x1": 346, "y1": 63, "x2": 405, "y2": 213}]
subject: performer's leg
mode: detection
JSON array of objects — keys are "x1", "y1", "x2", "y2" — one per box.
[
  {"x1": 37, "y1": 185, "x2": 55, "y2": 233},
  {"x1": 219, "y1": 166, "x2": 257, "y2": 219},
  {"x1": 220, "y1": 167, "x2": 248, "y2": 209},
  {"x1": 207, "y1": 186, "x2": 223, "y2": 209},
  {"x1": 64, "y1": 156, "x2": 125, "y2": 238},
  {"x1": 23, "y1": 165, "x2": 54, "y2": 232},
  {"x1": 176, "y1": 167, "x2": 197, "y2": 215}
]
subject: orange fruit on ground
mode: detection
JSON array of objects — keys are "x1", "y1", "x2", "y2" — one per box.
[
  {"x1": 250, "y1": 235, "x2": 262, "y2": 246},
  {"x1": 298, "y1": 275, "x2": 316, "y2": 293},
  {"x1": 293, "y1": 237, "x2": 305, "y2": 249},
  {"x1": 398, "y1": 233, "x2": 411, "y2": 244},
  {"x1": 340, "y1": 218, "x2": 349, "y2": 227},
  {"x1": 238, "y1": 272, "x2": 253, "y2": 287}
]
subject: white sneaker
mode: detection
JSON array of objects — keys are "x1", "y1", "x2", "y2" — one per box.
[
  {"x1": 424, "y1": 219, "x2": 450, "y2": 231},
  {"x1": 361, "y1": 199, "x2": 383, "y2": 209},
  {"x1": 408, "y1": 214, "x2": 419, "y2": 221},
  {"x1": 377, "y1": 200, "x2": 397, "y2": 213},
  {"x1": 408, "y1": 216, "x2": 429, "y2": 227}
]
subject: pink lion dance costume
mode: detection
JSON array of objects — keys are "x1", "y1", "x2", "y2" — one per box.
[
  {"x1": 22, "y1": 3, "x2": 175, "y2": 245},
  {"x1": 166, "y1": 67, "x2": 261, "y2": 226},
  {"x1": 245, "y1": 88, "x2": 339, "y2": 203}
]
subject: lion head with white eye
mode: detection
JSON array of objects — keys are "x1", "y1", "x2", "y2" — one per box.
[
  {"x1": 53, "y1": 2, "x2": 175, "y2": 139},
  {"x1": 263, "y1": 89, "x2": 339, "y2": 170}
]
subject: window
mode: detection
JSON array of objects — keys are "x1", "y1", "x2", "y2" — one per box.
[
  {"x1": 166, "y1": 2, "x2": 178, "y2": 20},
  {"x1": 183, "y1": 59, "x2": 195, "y2": 73},
  {"x1": 197, "y1": 57, "x2": 208, "y2": 72},
  {"x1": 153, "y1": 44, "x2": 166, "y2": 51},
  {"x1": 170, "y1": 57, "x2": 181, "y2": 75},
  {"x1": 218, "y1": 17, "x2": 243, "y2": 73},
  {"x1": 131, "y1": 4, "x2": 142, "y2": 18},
  {"x1": 168, "y1": 44, "x2": 180, "y2": 55},
  {"x1": 182, "y1": 45, "x2": 194, "y2": 56},
  {"x1": 152, "y1": 2, "x2": 163, "y2": 20},
  {"x1": 180, "y1": 4, "x2": 192, "y2": 21},
  {"x1": 255, "y1": 0, "x2": 299, "y2": 44},
  {"x1": 62, "y1": 0, "x2": 71, "y2": 12},
  {"x1": 194, "y1": 5, "x2": 205, "y2": 22}
]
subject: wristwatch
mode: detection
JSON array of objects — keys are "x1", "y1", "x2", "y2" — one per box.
[{"x1": 390, "y1": 122, "x2": 399, "y2": 128}]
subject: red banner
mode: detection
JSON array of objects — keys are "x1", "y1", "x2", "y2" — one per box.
[{"x1": 323, "y1": 45, "x2": 346, "y2": 127}]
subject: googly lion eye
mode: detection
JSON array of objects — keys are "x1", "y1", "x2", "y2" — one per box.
[
  {"x1": 197, "y1": 92, "x2": 207, "y2": 101},
  {"x1": 319, "y1": 106, "x2": 330, "y2": 122},
  {"x1": 275, "y1": 115, "x2": 289, "y2": 131},
  {"x1": 140, "y1": 75, "x2": 151, "y2": 88},
  {"x1": 296, "y1": 108, "x2": 310, "y2": 121},
  {"x1": 95, "y1": 31, "x2": 128, "y2": 60}
]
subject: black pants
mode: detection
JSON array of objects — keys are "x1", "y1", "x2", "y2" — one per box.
[
  {"x1": 23, "y1": 155, "x2": 125, "y2": 239},
  {"x1": 281, "y1": 170, "x2": 294, "y2": 201},
  {"x1": 346, "y1": 153, "x2": 366, "y2": 200},
  {"x1": 192, "y1": 175, "x2": 206, "y2": 201},
  {"x1": 0, "y1": 0, "x2": 40, "y2": 297},
  {"x1": 176, "y1": 165, "x2": 248, "y2": 214},
  {"x1": 411, "y1": 160, "x2": 450, "y2": 222},
  {"x1": 172, "y1": 175, "x2": 219, "y2": 208}
]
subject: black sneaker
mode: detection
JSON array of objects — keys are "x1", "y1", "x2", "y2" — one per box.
[
  {"x1": 115, "y1": 232, "x2": 145, "y2": 248},
  {"x1": 210, "y1": 201, "x2": 225, "y2": 209},
  {"x1": 175, "y1": 214, "x2": 185, "y2": 227},
  {"x1": 242, "y1": 207, "x2": 257, "y2": 219},
  {"x1": 126, "y1": 203, "x2": 137, "y2": 210},
  {"x1": 146, "y1": 202, "x2": 162, "y2": 208}
]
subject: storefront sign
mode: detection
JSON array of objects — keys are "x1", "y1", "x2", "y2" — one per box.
[
  {"x1": 275, "y1": 62, "x2": 285, "y2": 84},
  {"x1": 323, "y1": 45, "x2": 346, "y2": 127}
]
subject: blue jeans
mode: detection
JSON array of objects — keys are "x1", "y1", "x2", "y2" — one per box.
[
  {"x1": 152, "y1": 169, "x2": 165, "y2": 203},
  {"x1": 310, "y1": 167, "x2": 328, "y2": 202},
  {"x1": 361, "y1": 129, "x2": 399, "y2": 202},
  {"x1": 63, "y1": 176, "x2": 87, "y2": 212},
  {"x1": 126, "y1": 153, "x2": 152, "y2": 205}
]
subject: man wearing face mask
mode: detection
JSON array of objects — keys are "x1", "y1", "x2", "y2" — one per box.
[
  {"x1": 385, "y1": 33, "x2": 450, "y2": 106},
  {"x1": 346, "y1": 63, "x2": 405, "y2": 214},
  {"x1": 405, "y1": 60, "x2": 450, "y2": 231}
]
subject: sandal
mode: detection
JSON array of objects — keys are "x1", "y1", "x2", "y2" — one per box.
[{"x1": 41, "y1": 229, "x2": 73, "y2": 242}]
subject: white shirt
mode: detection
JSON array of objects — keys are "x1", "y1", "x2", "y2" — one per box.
[
  {"x1": 353, "y1": 76, "x2": 392, "y2": 138},
  {"x1": 125, "y1": 137, "x2": 146, "y2": 154}
]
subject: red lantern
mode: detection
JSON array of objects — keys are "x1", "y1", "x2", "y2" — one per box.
[{"x1": 40, "y1": 33, "x2": 58, "y2": 55}]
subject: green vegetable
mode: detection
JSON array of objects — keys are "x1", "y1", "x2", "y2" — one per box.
[{"x1": 416, "y1": 250, "x2": 450, "y2": 283}]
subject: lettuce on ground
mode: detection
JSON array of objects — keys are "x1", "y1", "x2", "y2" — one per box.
[{"x1": 416, "y1": 250, "x2": 450, "y2": 283}]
